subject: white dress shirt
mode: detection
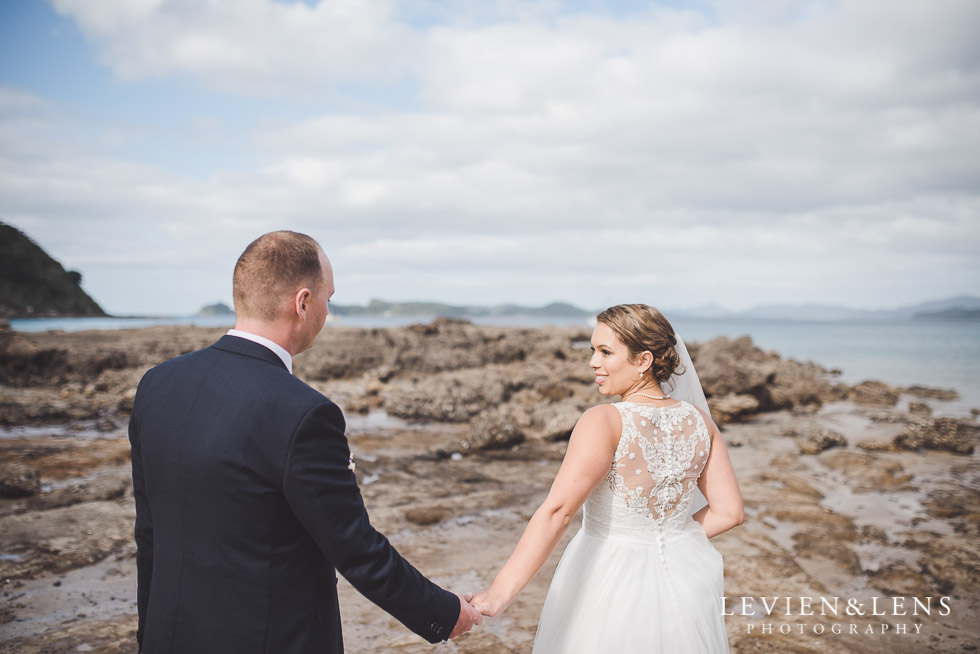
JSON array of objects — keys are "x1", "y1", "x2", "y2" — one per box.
[{"x1": 227, "y1": 329, "x2": 293, "y2": 374}]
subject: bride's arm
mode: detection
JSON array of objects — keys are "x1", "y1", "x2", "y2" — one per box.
[
  {"x1": 467, "y1": 404, "x2": 620, "y2": 617},
  {"x1": 691, "y1": 407, "x2": 744, "y2": 538}
]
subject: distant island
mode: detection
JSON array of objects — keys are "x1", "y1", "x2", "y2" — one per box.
[
  {"x1": 197, "y1": 302, "x2": 235, "y2": 317},
  {"x1": 0, "y1": 222, "x2": 106, "y2": 319}
]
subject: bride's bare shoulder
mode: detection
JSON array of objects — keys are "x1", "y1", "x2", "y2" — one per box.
[
  {"x1": 574, "y1": 403, "x2": 622, "y2": 436},
  {"x1": 566, "y1": 404, "x2": 622, "y2": 452}
]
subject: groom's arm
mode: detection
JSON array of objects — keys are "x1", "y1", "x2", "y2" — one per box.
[{"x1": 282, "y1": 400, "x2": 461, "y2": 643}]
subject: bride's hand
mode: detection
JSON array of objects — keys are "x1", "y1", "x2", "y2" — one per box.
[{"x1": 465, "y1": 587, "x2": 508, "y2": 617}]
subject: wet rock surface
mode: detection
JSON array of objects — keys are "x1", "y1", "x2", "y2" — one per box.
[
  {"x1": 903, "y1": 385, "x2": 960, "y2": 401},
  {"x1": 687, "y1": 336, "x2": 838, "y2": 417},
  {"x1": 848, "y1": 380, "x2": 901, "y2": 406},
  {"x1": 792, "y1": 428, "x2": 848, "y2": 455},
  {"x1": 893, "y1": 417, "x2": 978, "y2": 455},
  {"x1": 1, "y1": 322, "x2": 978, "y2": 653},
  {"x1": 0, "y1": 462, "x2": 40, "y2": 498}
]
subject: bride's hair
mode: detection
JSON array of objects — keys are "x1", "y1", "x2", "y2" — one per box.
[{"x1": 596, "y1": 304, "x2": 685, "y2": 388}]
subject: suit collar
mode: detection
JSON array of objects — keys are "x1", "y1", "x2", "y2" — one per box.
[{"x1": 212, "y1": 334, "x2": 290, "y2": 372}]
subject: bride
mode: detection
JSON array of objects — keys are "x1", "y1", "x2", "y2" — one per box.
[{"x1": 468, "y1": 304, "x2": 744, "y2": 653}]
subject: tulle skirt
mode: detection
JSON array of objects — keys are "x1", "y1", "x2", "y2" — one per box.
[{"x1": 532, "y1": 518, "x2": 729, "y2": 654}]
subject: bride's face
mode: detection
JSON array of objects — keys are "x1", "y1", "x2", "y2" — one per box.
[{"x1": 589, "y1": 322, "x2": 641, "y2": 396}]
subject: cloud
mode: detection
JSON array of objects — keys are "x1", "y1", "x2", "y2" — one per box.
[
  {"x1": 0, "y1": 1, "x2": 977, "y2": 313},
  {"x1": 49, "y1": 0, "x2": 418, "y2": 92}
]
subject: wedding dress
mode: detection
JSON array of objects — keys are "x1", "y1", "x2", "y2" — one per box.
[{"x1": 531, "y1": 400, "x2": 729, "y2": 653}]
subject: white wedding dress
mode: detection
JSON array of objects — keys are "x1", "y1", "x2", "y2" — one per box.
[{"x1": 532, "y1": 400, "x2": 730, "y2": 653}]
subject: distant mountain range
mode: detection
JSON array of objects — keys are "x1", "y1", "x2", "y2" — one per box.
[
  {"x1": 328, "y1": 295, "x2": 980, "y2": 322},
  {"x1": 911, "y1": 307, "x2": 980, "y2": 322},
  {"x1": 671, "y1": 295, "x2": 980, "y2": 322},
  {"x1": 331, "y1": 299, "x2": 591, "y2": 319},
  {"x1": 5, "y1": 219, "x2": 976, "y2": 324}
]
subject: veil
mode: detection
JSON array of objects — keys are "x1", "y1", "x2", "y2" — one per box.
[{"x1": 660, "y1": 334, "x2": 711, "y2": 515}]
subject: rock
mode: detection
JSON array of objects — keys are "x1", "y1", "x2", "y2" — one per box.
[
  {"x1": 792, "y1": 533, "x2": 863, "y2": 576},
  {"x1": 907, "y1": 401, "x2": 931, "y2": 416},
  {"x1": 856, "y1": 439, "x2": 896, "y2": 452},
  {"x1": 905, "y1": 533, "x2": 980, "y2": 594},
  {"x1": 535, "y1": 398, "x2": 585, "y2": 441},
  {"x1": 768, "y1": 359, "x2": 837, "y2": 409},
  {"x1": 789, "y1": 403, "x2": 820, "y2": 415},
  {"x1": 466, "y1": 408, "x2": 526, "y2": 451},
  {"x1": 295, "y1": 319, "x2": 581, "y2": 382},
  {"x1": 0, "y1": 501, "x2": 135, "y2": 579},
  {"x1": 116, "y1": 386, "x2": 138, "y2": 413},
  {"x1": 818, "y1": 450, "x2": 914, "y2": 491},
  {"x1": 849, "y1": 380, "x2": 900, "y2": 406},
  {"x1": 796, "y1": 429, "x2": 847, "y2": 454},
  {"x1": 539, "y1": 381, "x2": 574, "y2": 402},
  {"x1": 451, "y1": 629, "x2": 521, "y2": 653},
  {"x1": 404, "y1": 507, "x2": 447, "y2": 526},
  {"x1": 343, "y1": 394, "x2": 373, "y2": 414},
  {"x1": 762, "y1": 506, "x2": 861, "y2": 574},
  {"x1": 692, "y1": 336, "x2": 778, "y2": 399},
  {"x1": 903, "y1": 385, "x2": 960, "y2": 401},
  {"x1": 710, "y1": 393, "x2": 760, "y2": 423},
  {"x1": 29, "y1": 469, "x2": 132, "y2": 511},
  {"x1": 893, "y1": 417, "x2": 976, "y2": 454},
  {"x1": 384, "y1": 367, "x2": 523, "y2": 423},
  {"x1": 756, "y1": 471, "x2": 824, "y2": 499},
  {"x1": 868, "y1": 561, "x2": 935, "y2": 596},
  {"x1": 344, "y1": 382, "x2": 385, "y2": 415},
  {"x1": 861, "y1": 408, "x2": 908, "y2": 423},
  {"x1": 690, "y1": 336, "x2": 836, "y2": 417},
  {"x1": 0, "y1": 615, "x2": 137, "y2": 654},
  {"x1": 0, "y1": 462, "x2": 41, "y2": 498},
  {"x1": 923, "y1": 486, "x2": 980, "y2": 525}
]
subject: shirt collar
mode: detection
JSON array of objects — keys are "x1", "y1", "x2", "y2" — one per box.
[{"x1": 226, "y1": 329, "x2": 293, "y2": 374}]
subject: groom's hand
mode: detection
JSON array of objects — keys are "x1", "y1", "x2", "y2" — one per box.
[{"x1": 449, "y1": 592, "x2": 483, "y2": 639}]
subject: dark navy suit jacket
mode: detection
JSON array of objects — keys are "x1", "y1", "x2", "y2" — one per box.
[{"x1": 129, "y1": 335, "x2": 459, "y2": 653}]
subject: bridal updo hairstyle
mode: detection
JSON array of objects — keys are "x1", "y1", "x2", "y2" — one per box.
[
  {"x1": 233, "y1": 230, "x2": 323, "y2": 322},
  {"x1": 596, "y1": 304, "x2": 685, "y2": 389}
]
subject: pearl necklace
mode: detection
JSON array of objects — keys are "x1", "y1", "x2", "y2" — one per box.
[{"x1": 625, "y1": 391, "x2": 671, "y2": 401}]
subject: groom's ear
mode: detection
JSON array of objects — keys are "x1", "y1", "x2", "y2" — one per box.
[{"x1": 293, "y1": 288, "x2": 311, "y2": 317}]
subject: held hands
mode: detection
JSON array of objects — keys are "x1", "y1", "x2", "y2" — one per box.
[
  {"x1": 448, "y1": 586, "x2": 507, "y2": 640},
  {"x1": 449, "y1": 593, "x2": 483, "y2": 639},
  {"x1": 464, "y1": 586, "x2": 509, "y2": 618}
]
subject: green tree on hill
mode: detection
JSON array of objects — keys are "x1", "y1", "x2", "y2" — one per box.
[{"x1": 0, "y1": 221, "x2": 107, "y2": 318}]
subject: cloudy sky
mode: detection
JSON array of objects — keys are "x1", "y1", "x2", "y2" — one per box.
[{"x1": 1, "y1": 0, "x2": 978, "y2": 316}]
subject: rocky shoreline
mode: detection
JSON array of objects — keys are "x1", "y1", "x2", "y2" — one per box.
[{"x1": 1, "y1": 320, "x2": 978, "y2": 652}]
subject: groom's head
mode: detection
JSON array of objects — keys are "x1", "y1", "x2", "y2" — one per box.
[{"x1": 233, "y1": 231, "x2": 334, "y2": 349}]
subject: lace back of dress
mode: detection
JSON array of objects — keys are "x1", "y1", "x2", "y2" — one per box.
[{"x1": 610, "y1": 402, "x2": 711, "y2": 533}]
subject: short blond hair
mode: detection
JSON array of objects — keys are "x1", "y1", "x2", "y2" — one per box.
[{"x1": 233, "y1": 231, "x2": 323, "y2": 321}]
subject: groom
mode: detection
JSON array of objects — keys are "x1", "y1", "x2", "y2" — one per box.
[{"x1": 129, "y1": 231, "x2": 481, "y2": 653}]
